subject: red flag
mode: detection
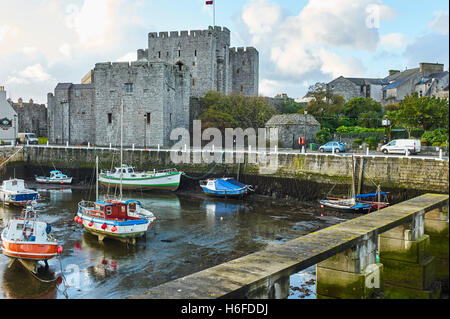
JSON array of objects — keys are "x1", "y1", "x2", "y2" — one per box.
[{"x1": 206, "y1": 1, "x2": 213, "y2": 5}]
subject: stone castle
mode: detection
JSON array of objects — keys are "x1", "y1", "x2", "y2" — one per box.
[{"x1": 47, "y1": 26, "x2": 259, "y2": 147}]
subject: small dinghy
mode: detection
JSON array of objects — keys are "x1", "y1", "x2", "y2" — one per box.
[
  {"x1": 0, "y1": 179, "x2": 39, "y2": 206},
  {"x1": 199, "y1": 178, "x2": 254, "y2": 198},
  {"x1": 35, "y1": 170, "x2": 73, "y2": 184},
  {"x1": 1, "y1": 202, "x2": 63, "y2": 272},
  {"x1": 320, "y1": 192, "x2": 390, "y2": 214}
]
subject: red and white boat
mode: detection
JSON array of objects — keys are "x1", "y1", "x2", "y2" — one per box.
[{"x1": 1, "y1": 203, "x2": 62, "y2": 262}]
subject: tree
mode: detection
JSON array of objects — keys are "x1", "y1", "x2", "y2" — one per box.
[
  {"x1": 199, "y1": 91, "x2": 277, "y2": 131},
  {"x1": 343, "y1": 97, "x2": 382, "y2": 127},
  {"x1": 388, "y1": 93, "x2": 449, "y2": 137},
  {"x1": 303, "y1": 83, "x2": 345, "y2": 132}
]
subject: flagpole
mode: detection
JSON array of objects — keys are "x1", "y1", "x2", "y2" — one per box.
[{"x1": 213, "y1": 0, "x2": 216, "y2": 28}]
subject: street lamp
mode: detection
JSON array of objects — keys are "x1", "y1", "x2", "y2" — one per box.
[{"x1": 382, "y1": 118, "x2": 391, "y2": 145}]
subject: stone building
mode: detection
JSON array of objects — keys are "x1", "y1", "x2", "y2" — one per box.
[
  {"x1": 48, "y1": 61, "x2": 190, "y2": 147},
  {"x1": 265, "y1": 114, "x2": 321, "y2": 149},
  {"x1": 138, "y1": 26, "x2": 259, "y2": 97},
  {"x1": 48, "y1": 26, "x2": 258, "y2": 147},
  {"x1": 327, "y1": 77, "x2": 385, "y2": 103},
  {"x1": 326, "y1": 62, "x2": 449, "y2": 106},
  {"x1": 0, "y1": 86, "x2": 18, "y2": 143},
  {"x1": 10, "y1": 98, "x2": 47, "y2": 137}
]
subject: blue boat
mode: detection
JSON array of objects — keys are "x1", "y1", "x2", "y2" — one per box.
[
  {"x1": 320, "y1": 192, "x2": 389, "y2": 214},
  {"x1": 199, "y1": 178, "x2": 254, "y2": 198},
  {"x1": 0, "y1": 179, "x2": 39, "y2": 206}
]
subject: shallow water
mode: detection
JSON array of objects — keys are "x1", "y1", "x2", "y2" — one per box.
[{"x1": 0, "y1": 185, "x2": 354, "y2": 299}]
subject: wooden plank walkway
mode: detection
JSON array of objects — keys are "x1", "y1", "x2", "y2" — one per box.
[{"x1": 130, "y1": 193, "x2": 449, "y2": 299}]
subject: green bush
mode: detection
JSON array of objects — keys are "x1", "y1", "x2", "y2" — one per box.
[
  {"x1": 432, "y1": 142, "x2": 442, "y2": 147},
  {"x1": 365, "y1": 136, "x2": 377, "y2": 150},
  {"x1": 315, "y1": 128, "x2": 332, "y2": 145},
  {"x1": 353, "y1": 138, "x2": 363, "y2": 148},
  {"x1": 421, "y1": 129, "x2": 449, "y2": 146}
]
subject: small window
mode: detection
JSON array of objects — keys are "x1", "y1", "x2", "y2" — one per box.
[
  {"x1": 178, "y1": 50, "x2": 181, "y2": 57},
  {"x1": 125, "y1": 83, "x2": 133, "y2": 93},
  {"x1": 194, "y1": 50, "x2": 197, "y2": 57},
  {"x1": 121, "y1": 206, "x2": 126, "y2": 213},
  {"x1": 419, "y1": 90, "x2": 423, "y2": 98},
  {"x1": 108, "y1": 113, "x2": 112, "y2": 124},
  {"x1": 158, "y1": 51, "x2": 161, "y2": 58},
  {"x1": 169, "y1": 113, "x2": 172, "y2": 124},
  {"x1": 240, "y1": 85, "x2": 244, "y2": 92},
  {"x1": 146, "y1": 112, "x2": 151, "y2": 124},
  {"x1": 106, "y1": 207, "x2": 112, "y2": 215},
  {"x1": 192, "y1": 62, "x2": 196, "y2": 66},
  {"x1": 75, "y1": 89, "x2": 80, "y2": 97},
  {"x1": 192, "y1": 78, "x2": 195, "y2": 86}
]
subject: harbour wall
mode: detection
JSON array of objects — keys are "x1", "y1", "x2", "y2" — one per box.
[{"x1": 2, "y1": 146, "x2": 448, "y2": 202}]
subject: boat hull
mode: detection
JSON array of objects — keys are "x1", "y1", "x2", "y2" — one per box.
[
  {"x1": 77, "y1": 210, "x2": 151, "y2": 243},
  {"x1": 200, "y1": 186, "x2": 250, "y2": 198},
  {"x1": 99, "y1": 172, "x2": 182, "y2": 191},
  {"x1": 35, "y1": 177, "x2": 73, "y2": 184},
  {"x1": 1, "y1": 240, "x2": 58, "y2": 261}
]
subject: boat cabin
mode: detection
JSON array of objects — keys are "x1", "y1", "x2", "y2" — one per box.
[
  {"x1": 113, "y1": 166, "x2": 135, "y2": 175},
  {"x1": 86, "y1": 200, "x2": 142, "y2": 221},
  {"x1": 49, "y1": 170, "x2": 68, "y2": 179},
  {"x1": 2, "y1": 179, "x2": 26, "y2": 191}
]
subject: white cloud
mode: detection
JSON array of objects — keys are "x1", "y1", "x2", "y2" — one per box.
[
  {"x1": 65, "y1": 0, "x2": 122, "y2": 48},
  {"x1": 18, "y1": 64, "x2": 51, "y2": 82},
  {"x1": 428, "y1": 11, "x2": 449, "y2": 35},
  {"x1": 22, "y1": 46, "x2": 39, "y2": 55},
  {"x1": 240, "y1": 0, "x2": 389, "y2": 80},
  {"x1": 379, "y1": 33, "x2": 408, "y2": 50},
  {"x1": 0, "y1": 25, "x2": 19, "y2": 42},
  {"x1": 116, "y1": 51, "x2": 137, "y2": 62},
  {"x1": 59, "y1": 43, "x2": 72, "y2": 57}
]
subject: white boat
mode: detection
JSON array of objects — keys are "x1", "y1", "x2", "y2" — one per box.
[
  {"x1": 0, "y1": 179, "x2": 39, "y2": 206},
  {"x1": 76, "y1": 99, "x2": 156, "y2": 244},
  {"x1": 35, "y1": 170, "x2": 73, "y2": 184},
  {"x1": 1, "y1": 202, "x2": 62, "y2": 264},
  {"x1": 99, "y1": 165, "x2": 182, "y2": 191}
]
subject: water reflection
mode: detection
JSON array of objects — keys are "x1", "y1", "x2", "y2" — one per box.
[
  {"x1": 0, "y1": 186, "x2": 348, "y2": 299},
  {"x1": 37, "y1": 188, "x2": 73, "y2": 203},
  {"x1": 2, "y1": 262, "x2": 58, "y2": 299}
]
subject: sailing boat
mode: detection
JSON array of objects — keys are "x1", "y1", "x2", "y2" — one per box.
[
  {"x1": 319, "y1": 155, "x2": 390, "y2": 214},
  {"x1": 76, "y1": 99, "x2": 156, "y2": 244}
]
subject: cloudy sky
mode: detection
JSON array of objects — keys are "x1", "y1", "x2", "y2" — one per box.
[{"x1": 0, "y1": 0, "x2": 448, "y2": 104}]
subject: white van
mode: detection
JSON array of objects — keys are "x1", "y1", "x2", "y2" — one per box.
[
  {"x1": 380, "y1": 139, "x2": 421, "y2": 155},
  {"x1": 17, "y1": 132, "x2": 39, "y2": 145}
]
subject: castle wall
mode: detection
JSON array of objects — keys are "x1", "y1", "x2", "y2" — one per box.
[
  {"x1": 146, "y1": 27, "x2": 233, "y2": 98},
  {"x1": 92, "y1": 61, "x2": 190, "y2": 148},
  {"x1": 230, "y1": 47, "x2": 259, "y2": 96},
  {"x1": 47, "y1": 84, "x2": 95, "y2": 145}
]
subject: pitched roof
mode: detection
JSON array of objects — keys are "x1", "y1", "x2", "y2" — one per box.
[
  {"x1": 266, "y1": 114, "x2": 320, "y2": 126},
  {"x1": 55, "y1": 83, "x2": 73, "y2": 90}
]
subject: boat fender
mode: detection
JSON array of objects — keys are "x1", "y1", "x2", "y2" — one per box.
[
  {"x1": 74, "y1": 216, "x2": 79, "y2": 223},
  {"x1": 57, "y1": 245, "x2": 63, "y2": 254},
  {"x1": 111, "y1": 226, "x2": 118, "y2": 232},
  {"x1": 46, "y1": 224, "x2": 52, "y2": 234},
  {"x1": 101, "y1": 223, "x2": 107, "y2": 230}
]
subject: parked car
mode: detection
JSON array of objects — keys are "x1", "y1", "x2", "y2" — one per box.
[
  {"x1": 319, "y1": 141, "x2": 346, "y2": 153},
  {"x1": 380, "y1": 139, "x2": 421, "y2": 155},
  {"x1": 17, "y1": 132, "x2": 39, "y2": 145}
]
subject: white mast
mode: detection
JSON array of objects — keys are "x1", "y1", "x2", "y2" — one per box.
[
  {"x1": 120, "y1": 98, "x2": 124, "y2": 201},
  {"x1": 96, "y1": 156, "x2": 99, "y2": 201}
]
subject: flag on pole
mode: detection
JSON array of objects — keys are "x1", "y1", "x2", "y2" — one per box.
[{"x1": 205, "y1": 0, "x2": 213, "y2": 4}]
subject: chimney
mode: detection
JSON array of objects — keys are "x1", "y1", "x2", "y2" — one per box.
[
  {"x1": 18, "y1": 97, "x2": 23, "y2": 103},
  {"x1": 419, "y1": 62, "x2": 444, "y2": 76},
  {"x1": 29, "y1": 98, "x2": 33, "y2": 104},
  {"x1": 389, "y1": 70, "x2": 400, "y2": 76},
  {"x1": 0, "y1": 86, "x2": 5, "y2": 101}
]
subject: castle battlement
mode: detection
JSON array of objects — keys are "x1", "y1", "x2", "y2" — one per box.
[
  {"x1": 230, "y1": 47, "x2": 258, "y2": 54},
  {"x1": 148, "y1": 26, "x2": 230, "y2": 39}
]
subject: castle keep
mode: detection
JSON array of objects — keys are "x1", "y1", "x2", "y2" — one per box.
[{"x1": 48, "y1": 26, "x2": 259, "y2": 147}]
